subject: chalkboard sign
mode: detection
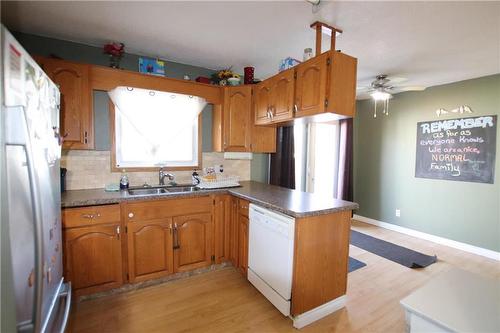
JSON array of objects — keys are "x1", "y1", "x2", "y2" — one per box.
[{"x1": 415, "y1": 115, "x2": 497, "y2": 183}]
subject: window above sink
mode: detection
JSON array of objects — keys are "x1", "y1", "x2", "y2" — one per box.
[{"x1": 108, "y1": 86, "x2": 207, "y2": 171}]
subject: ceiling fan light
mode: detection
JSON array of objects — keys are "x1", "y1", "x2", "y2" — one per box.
[{"x1": 371, "y1": 91, "x2": 392, "y2": 101}]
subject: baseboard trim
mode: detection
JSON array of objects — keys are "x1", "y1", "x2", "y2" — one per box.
[
  {"x1": 353, "y1": 214, "x2": 500, "y2": 261},
  {"x1": 292, "y1": 295, "x2": 346, "y2": 329}
]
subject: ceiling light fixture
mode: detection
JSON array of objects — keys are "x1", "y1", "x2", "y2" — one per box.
[{"x1": 371, "y1": 90, "x2": 392, "y2": 118}]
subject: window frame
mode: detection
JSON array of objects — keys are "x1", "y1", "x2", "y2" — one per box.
[{"x1": 108, "y1": 100, "x2": 202, "y2": 172}]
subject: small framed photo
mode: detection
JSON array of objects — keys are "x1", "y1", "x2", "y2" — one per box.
[{"x1": 139, "y1": 57, "x2": 166, "y2": 76}]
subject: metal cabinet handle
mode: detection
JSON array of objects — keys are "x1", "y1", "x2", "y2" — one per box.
[
  {"x1": 173, "y1": 223, "x2": 180, "y2": 249},
  {"x1": 81, "y1": 213, "x2": 101, "y2": 219},
  {"x1": 116, "y1": 226, "x2": 120, "y2": 240},
  {"x1": 128, "y1": 212, "x2": 134, "y2": 218}
]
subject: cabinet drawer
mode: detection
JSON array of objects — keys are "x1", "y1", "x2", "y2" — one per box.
[
  {"x1": 124, "y1": 196, "x2": 212, "y2": 222},
  {"x1": 62, "y1": 204, "x2": 121, "y2": 228},
  {"x1": 239, "y1": 199, "x2": 250, "y2": 217}
]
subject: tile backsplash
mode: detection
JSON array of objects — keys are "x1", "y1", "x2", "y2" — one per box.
[{"x1": 61, "y1": 150, "x2": 251, "y2": 190}]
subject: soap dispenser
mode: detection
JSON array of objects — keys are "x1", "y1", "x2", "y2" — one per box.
[{"x1": 120, "y1": 170, "x2": 129, "y2": 189}]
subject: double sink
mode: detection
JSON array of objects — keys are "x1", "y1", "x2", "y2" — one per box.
[{"x1": 127, "y1": 185, "x2": 199, "y2": 196}]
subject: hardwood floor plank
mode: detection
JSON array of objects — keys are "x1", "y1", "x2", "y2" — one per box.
[{"x1": 68, "y1": 220, "x2": 500, "y2": 333}]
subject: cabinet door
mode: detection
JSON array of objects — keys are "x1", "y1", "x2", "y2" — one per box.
[
  {"x1": 254, "y1": 80, "x2": 273, "y2": 125},
  {"x1": 294, "y1": 53, "x2": 329, "y2": 117},
  {"x1": 229, "y1": 197, "x2": 240, "y2": 266},
  {"x1": 127, "y1": 219, "x2": 173, "y2": 283},
  {"x1": 238, "y1": 214, "x2": 249, "y2": 277},
  {"x1": 173, "y1": 213, "x2": 213, "y2": 272},
  {"x1": 270, "y1": 69, "x2": 295, "y2": 122},
  {"x1": 214, "y1": 195, "x2": 231, "y2": 263},
  {"x1": 64, "y1": 224, "x2": 122, "y2": 295},
  {"x1": 223, "y1": 86, "x2": 251, "y2": 152},
  {"x1": 41, "y1": 58, "x2": 93, "y2": 149}
]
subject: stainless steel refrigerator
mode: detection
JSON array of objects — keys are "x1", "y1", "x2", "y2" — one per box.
[{"x1": 1, "y1": 26, "x2": 71, "y2": 333}]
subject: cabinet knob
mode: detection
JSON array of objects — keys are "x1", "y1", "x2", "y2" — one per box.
[{"x1": 128, "y1": 212, "x2": 134, "y2": 218}]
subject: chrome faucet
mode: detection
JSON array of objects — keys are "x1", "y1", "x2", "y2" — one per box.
[{"x1": 159, "y1": 167, "x2": 175, "y2": 185}]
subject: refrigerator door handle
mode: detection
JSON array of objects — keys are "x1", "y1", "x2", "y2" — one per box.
[
  {"x1": 5, "y1": 106, "x2": 45, "y2": 333},
  {"x1": 57, "y1": 282, "x2": 72, "y2": 333}
]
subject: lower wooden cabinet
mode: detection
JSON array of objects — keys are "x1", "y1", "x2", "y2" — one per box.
[
  {"x1": 64, "y1": 223, "x2": 123, "y2": 296},
  {"x1": 127, "y1": 219, "x2": 173, "y2": 283},
  {"x1": 214, "y1": 195, "x2": 231, "y2": 263},
  {"x1": 229, "y1": 197, "x2": 240, "y2": 266},
  {"x1": 62, "y1": 195, "x2": 251, "y2": 296},
  {"x1": 238, "y1": 214, "x2": 249, "y2": 277},
  {"x1": 173, "y1": 213, "x2": 213, "y2": 272}
]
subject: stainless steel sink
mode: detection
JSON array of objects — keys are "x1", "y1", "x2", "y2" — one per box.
[
  {"x1": 166, "y1": 185, "x2": 199, "y2": 193},
  {"x1": 127, "y1": 188, "x2": 169, "y2": 196},
  {"x1": 127, "y1": 185, "x2": 199, "y2": 196}
]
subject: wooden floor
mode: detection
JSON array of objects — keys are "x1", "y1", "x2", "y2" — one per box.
[{"x1": 67, "y1": 220, "x2": 500, "y2": 333}]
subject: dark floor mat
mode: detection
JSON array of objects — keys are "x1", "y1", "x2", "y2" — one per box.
[
  {"x1": 350, "y1": 230, "x2": 437, "y2": 268},
  {"x1": 348, "y1": 257, "x2": 366, "y2": 272}
]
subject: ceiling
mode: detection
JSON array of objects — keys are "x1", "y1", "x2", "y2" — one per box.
[{"x1": 2, "y1": 1, "x2": 500, "y2": 92}]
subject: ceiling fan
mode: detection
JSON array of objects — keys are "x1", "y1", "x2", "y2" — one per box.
[{"x1": 357, "y1": 74, "x2": 426, "y2": 117}]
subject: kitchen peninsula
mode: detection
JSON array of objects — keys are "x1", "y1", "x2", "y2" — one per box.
[{"x1": 61, "y1": 181, "x2": 358, "y2": 328}]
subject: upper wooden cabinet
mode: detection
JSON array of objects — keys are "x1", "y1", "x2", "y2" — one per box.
[
  {"x1": 222, "y1": 86, "x2": 252, "y2": 152},
  {"x1": 253, "y1": 50, "x2": 357, "y2": 124},
  {"x1": 255, "y1": 69, "x2": 295, "y2": 125},
  {"x1": 36, "y1": 57, "x2": 93, "y2": 149},
  {"x1": 254, "y1": 80, "x2": 273, "y2": 124},
  {"x1": 213, "y1": 86, "x2": 276, "y2": 153},
  {"x1": 326, "y1": 52, "x2": 358, "y2": 118},
  {"x1": 294, "y1": 52, "x2": 329, "y2": 118}
]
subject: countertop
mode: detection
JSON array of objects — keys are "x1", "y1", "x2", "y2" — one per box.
[
  {"x1": 61, "y1": 181, "x2": 359, "y2": 218},
  {"x1": 400, "y1": 268, "x2": 500, "y2": 332}
]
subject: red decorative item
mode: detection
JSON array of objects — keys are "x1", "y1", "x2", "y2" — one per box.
[
  {"x1": 244, "y1": 67, "x2": 254, "y2": 84},
  {"x1": 103, "y1": 42, "x2": 125, "y2": 68},
  {"x1": 195, "y1": 76, "x2": 211, "y2": 84}
]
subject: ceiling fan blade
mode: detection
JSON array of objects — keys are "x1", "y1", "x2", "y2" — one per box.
[
  {"x1": 385, "y1": 76, "x2": 408, "y2": 84},
  {"x1": 356, "y1": 93, "x2": 372, "y2": 100},
  {"x1": 356, "y1": 86, "x2": 370, "y2": 92},
  {"x1": 394, "y1": 86, "x2": 427, "y2": 92}
]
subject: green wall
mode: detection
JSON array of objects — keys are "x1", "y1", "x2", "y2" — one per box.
[
  {"x1": 251, "y1": 153, "x2": 270, "y2": 183},
  {"x1": 11, "y1": 31, "x2": 215, "y2": 152},
  {"x1": 354, "y1": 74, "x2": 500, "y2": 252}
]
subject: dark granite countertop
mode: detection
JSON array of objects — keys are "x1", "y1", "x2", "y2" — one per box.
[{"x1": 61, "y1": 181, "x2": 359, "y2": 218}]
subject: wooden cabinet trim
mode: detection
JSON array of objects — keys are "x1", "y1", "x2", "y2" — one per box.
[{"x1": 90, "y1": 64, "x2": 222, "y2": 105}]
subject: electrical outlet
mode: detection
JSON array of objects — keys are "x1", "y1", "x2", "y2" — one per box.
[{"x1": 395, "y1": 209, "x2": 401, "y2": 217}]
